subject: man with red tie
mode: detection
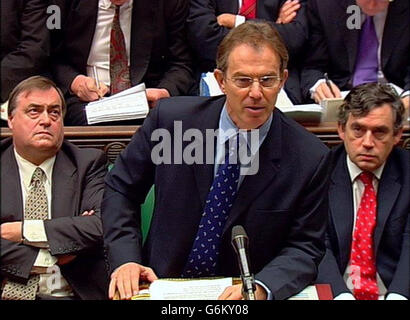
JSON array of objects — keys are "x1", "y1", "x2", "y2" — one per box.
[
  {"x1": 316, "y1": 82, "x2": 409, "y2": 300},
  {"x1": 187, "y1": 0, "x2": 307, "y2": 104},
  {"x1": 50, "y1": 0, "x2": 194, "y2": 125}
]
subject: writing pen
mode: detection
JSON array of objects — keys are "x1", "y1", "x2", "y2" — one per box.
[
  {"x1": 92, "y1": 65, "x2": 103, "y2": 100},
  {"x1": 324, "y1": 72, "x2": 336, "y2": 97}
]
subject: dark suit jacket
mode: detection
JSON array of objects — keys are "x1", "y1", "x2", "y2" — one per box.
[
  {"x1": 102, "y1": 95, "x2": 331, "y2": 300},
  {"x1": 316, "y1": 145, "x2": 410, "y2": 298},
  {"x1": 1, "y1": 139, "x2": 109, "y2": 300},
  {"x1": 1, "y1": 0, "x2": 50, "y2": 102},
  {"x1": 187, "y1": 0, "x2": 308, "y2": 104},
  {"x1": 51, "y1": 0, "x2": 194, "y2": 97},
  {"x1": 301, "y1": 0, "x2": 410, "y2": 101}
]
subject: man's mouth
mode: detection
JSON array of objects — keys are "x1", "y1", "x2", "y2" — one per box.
[{"x1": 245, "y1": 106, "x2": 265, "y2": 113}]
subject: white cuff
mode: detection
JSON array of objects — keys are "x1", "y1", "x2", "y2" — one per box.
[
  {"x1": 385, "y1": 293, "x2": 408, "y2": 300},
  {"x1": 254, "y1": 280, "x2": 273, "y2": 300},
  {"x1": 33, "y1": 249, "x2": 58, "y2": 267},
  {"x1": 309, "y1": 79, "x2": 326, "y2": 100},
  {"x1": 235, "y1": 15, "x2": 246, "y2": 27},
  {"x1": 333, "y1": 292, "x2": 356, "y2": 300},
  {"x1": 23, "y1": 220, "x2": 49, "y2": 247}
]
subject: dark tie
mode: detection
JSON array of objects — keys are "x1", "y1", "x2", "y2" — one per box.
[
  {"x1": 182, "y1": 136, "x2": 240, "y2": 277},
  {"x1": 110, "y1": 5, "x2": 131, "y2": 95},
  {"x1": 352, "y1": 16, "x2": 379, "y2": 87},
  {"x1": 239, "y1": 0, "x2": 256, "y2": 19},
  {"x1": 1, "y1": 168, "x2": 48, "y2": 300},
  {"x1": 349, "y1": 172, "x2": 378, "y2": 300}
]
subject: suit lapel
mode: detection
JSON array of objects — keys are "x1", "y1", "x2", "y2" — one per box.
[
  {"x1": 329, "y1": 151, "x2": 355, "y2": 268},
  {"x1": 1, "y1": 145, "x2": 24, "y2": 220},
  {"x1": 374, "y1": 156, "x2": 401, "y2": 253},
  {"x1": 129, "y1": 0, "x2": 156, "y2": 85},
  {"x1": 340, "y1": 0, "x2": 360, "y2": 74},
  {"x1": 381, "y1": 1, "x2": 409, "y2": 70},
  {"x1": 192, "y1": 98, "x2": 226, "y2": 208},
  {"x1": 51, "y1": 150, "x2": 78, "y2": 219},
  {"x1": 222, "y1": 109, "x2": 282, "y2": 235}
]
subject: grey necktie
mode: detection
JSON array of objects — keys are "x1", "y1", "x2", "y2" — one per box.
[{"x1": 1, "y1": 167, "x2": 48, "y2": 300}]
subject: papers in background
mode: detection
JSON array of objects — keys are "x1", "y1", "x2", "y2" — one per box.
[
  {"x1": 85, "y1": 83, "x2": 149, "y2": 125},
  {"x1": 1, "y1": 101, "x2": 8, "y2": 121},
  {"x1": 320, "y1": 98, "x2": 344, "y2": 122},
  {"x1": 277, "y1": 104, "x2": 323, "y2": 123}
]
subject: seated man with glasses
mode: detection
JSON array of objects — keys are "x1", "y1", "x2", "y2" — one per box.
[{"x1": 102, "y1": 21, "x2": 331, "y2": 300}]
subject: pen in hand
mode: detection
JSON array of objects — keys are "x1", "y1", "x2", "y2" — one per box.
[
  {"x1": 324, "y1": 72, "x2": 336, "y2": 97},
  {"x1": 92, "y1": 65, "x2": 102, "y2": 99}
]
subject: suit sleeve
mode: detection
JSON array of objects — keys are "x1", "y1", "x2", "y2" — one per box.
[
  {"x1": 1, "y1": 0, "x2": 50, "y2": 101},
  {"x1": 157, "y1": 0, "x2": 195, "y2": 96},
  {"x1": 272, "y1": 0, "x2": 308, "y2": 60},
  {"x1": 101, "y1": 108, "x2": 159, "y2": 274},
  {"x1": 43, "y1": 151, "x2": 107, "y2": 256},
  {"x1": 387, "y1": 213, "x2": 410, "y2": 298},
  {"x1": 0, "y1": 239, "x2": 39, "y2": 283},
  {"x1": 255, "y1": 150, "x2": 332, "y2": 300},
  {"x1": 300, "y1": 0, "x2": 328, "y2": 101},
  {"x1": 187, "y1": 0, "x2": 231, "y2": 71},
  {"x1": 315, "y1": 233, "x2": 352, "y2": 297}
]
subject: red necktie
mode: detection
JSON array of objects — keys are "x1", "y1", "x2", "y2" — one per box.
[
  {"x1": 239, "y1": 0, "x2": 256, "y2": 19},
  {"x1": 350, "y1": 171, "x2": 378, "y2": 300},
  {"x1": 110, "y1": 5, "x2": 131, "y2": 95}
]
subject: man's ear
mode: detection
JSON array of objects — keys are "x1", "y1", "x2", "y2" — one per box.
[
  {"x1": 393, "y1": 128, "x2": 403, "y2": 145},
  {"x1": 280, "y1": 69, "x2": 289, "y2": 89},
  {"x1": 7, "y1": 115, "x2": 13, "y2": 130},
  {"x1": 214, "y1": 69, "x2": 225, "y2": 93},
  {"x1": 337, "y1": 123, "x2": 345, "y2": 141}
]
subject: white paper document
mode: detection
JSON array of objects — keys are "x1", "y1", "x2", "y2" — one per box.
[
  {"x1": 287, "y1": 285, "x2": 319, "y2": 300},
  {"x1": 85, "y1": 83, "x2": 149, "y2": 124},
  {"x1": 148, "y1": 278, "x2": 233, "y2": 300}
]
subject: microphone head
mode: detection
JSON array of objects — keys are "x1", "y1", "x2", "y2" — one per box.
[{"x1": 231, "y1": 225, "x2": 248, "y2": 241}]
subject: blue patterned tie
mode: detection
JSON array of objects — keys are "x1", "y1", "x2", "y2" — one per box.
[{"x1": 182, "y1": 136, "x2": 240, "y2": 277}]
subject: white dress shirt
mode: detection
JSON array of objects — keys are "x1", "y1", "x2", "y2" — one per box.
[
  {"x1": 14, "y1": 150, "x2": 73, "y2": 297},
  {"x1": 86, "y1": 0, "x2": 133, "y2": 86},
  {"x1": 334, "y1": 156, "x2": 407, "y2": 300}
]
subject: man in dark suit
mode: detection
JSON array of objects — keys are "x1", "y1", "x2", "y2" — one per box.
[
  {"x1": 51, "y1": 0, "x2": 194, "y2": 125},
  {"x1": 301, "y1": 0, "x2": 410, "y2": 109},
  {"x1": 316, "y1": 83, "x2": 409, "y2": 300},
  {"x1": 1, "y1": 0, "x2": 50, "y2": 126},
  {"x1": 102, "y1": 21, "x2": 331, "y2": 300},
  {"x1": 187, "y1": 0, "x2": 308, "y2": 104},
  {"x1": 0, "y1": 76, "x2": 109, "y2": 300}
]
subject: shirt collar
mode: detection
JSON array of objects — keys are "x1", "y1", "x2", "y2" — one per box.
[
  {"x1": 100, "y1": 0, "x2": 132, "y2": 10},
  {"x1": 346, "y1": 154, "x2": 385, "y2": 183},
  {"x1": 14, "y1": 149, "x2": 56, "y2": 189},
  {"x1": 218, "y1": 103, "x2": 272, "y2": 153}
]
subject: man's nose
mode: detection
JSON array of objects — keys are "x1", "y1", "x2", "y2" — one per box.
[
  {"x1": 362, "y1": 130, "x2": 375, "y2": 148},
  {"x1": 39, "y1": 110, "x2": 52, "y2": 125},
  {"x1": 248, "y1": 81, "x2": 263, "y2": 99}
]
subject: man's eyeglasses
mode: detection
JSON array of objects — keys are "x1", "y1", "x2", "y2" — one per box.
[{"x1": 228, "y1": 76, "x2": 282, "y2": 89}]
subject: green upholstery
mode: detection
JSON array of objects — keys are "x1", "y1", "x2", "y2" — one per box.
[
  {"x1": 107, "y1": 163, "x2": 154, "y2": 244},
  {"x1": 141, "y1": 185, "x2": 154, "y2": 243}
]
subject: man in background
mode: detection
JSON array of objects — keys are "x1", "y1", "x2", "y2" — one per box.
[
  {"x1": 51, "y1": 0, "x2": 194, "y2": 125},
  {"x1": 301, "y1": 0, "x2": 410, "y2": 109}
]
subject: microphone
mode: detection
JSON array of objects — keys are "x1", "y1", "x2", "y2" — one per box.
[{"x1": 231, "y1": 225, "x2": 256, "y2": 300}]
